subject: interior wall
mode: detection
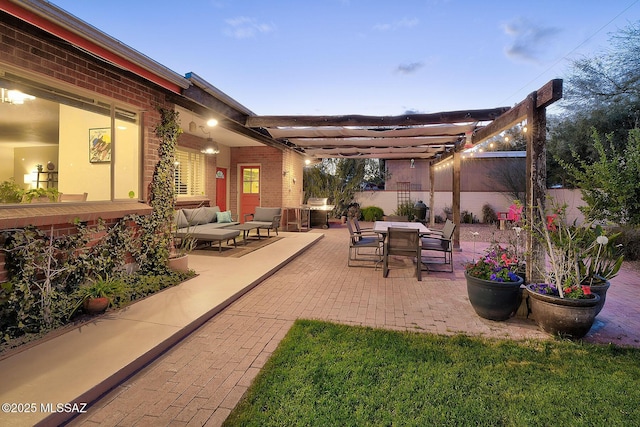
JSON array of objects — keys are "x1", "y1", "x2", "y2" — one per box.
[
  {"x1": 58, "y1": 105, "x2": 109, "y2": 200},
  {"x1": 113, "y1": 119, "x2": 140, "y2": 200},
  {"x1": 13, "y1": 146, "x2": 59, "y2": 189},
  {"x1": 0, "y1": 147, "x2": 14, "y2": 183}
]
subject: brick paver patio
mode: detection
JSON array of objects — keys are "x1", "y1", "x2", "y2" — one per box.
[{"x1": 69, "y1": 223, "x2": 640, "y2": 426}]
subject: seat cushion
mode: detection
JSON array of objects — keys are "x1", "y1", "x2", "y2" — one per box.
[{"x1": 183, "y1": 207, "x2": 218, "y2": 225}]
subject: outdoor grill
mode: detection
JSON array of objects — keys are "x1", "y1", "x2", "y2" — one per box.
[{"x1": 301, "y1": 197, "x2": 335, "y2": 229}]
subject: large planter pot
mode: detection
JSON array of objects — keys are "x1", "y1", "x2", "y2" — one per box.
[
  {"x1": 168, "y1": 254, "x2": 189, "y2": 273},
  {"x1": 83, "y1": 297, "x2": 109, "y2": 314},
  {"x1": 525, "y1": 284, "x2": 600, "y2": 339},
  {"x1": 465, "y1": 272, "x2": 524, "y2": 321},
  {"x1": 588, "y1": 279, "x2": 610, "y2": 316}
]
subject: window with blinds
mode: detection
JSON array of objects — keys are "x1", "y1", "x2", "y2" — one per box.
[{"x1": 174, "y1": 149, "x2": 205, "y2": 196}]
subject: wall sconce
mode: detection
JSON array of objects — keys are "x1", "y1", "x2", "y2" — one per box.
[
  {"x1": 292, "y1": 178, "x2": 297, "y2": 184},
  {"x1": 189, "y1": 121, "x2": 197, "y2": 132},
  {"x1": 283, "y1": 170, "x2": 288, "y2": 176},
  {"x1": 410, "y1": 159, "x2": 415, "y2": 169},
  {"x1": 207, "y1": 118, "x2": 218, "y2": 127}
]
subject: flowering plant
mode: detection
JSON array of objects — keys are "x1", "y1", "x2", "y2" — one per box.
[
  {"x1": 531, "y1": 199, "x2": 621, "y2": 299},
  {"x1": 465, "y1": 244, "x2": 521, "y2": 282}
]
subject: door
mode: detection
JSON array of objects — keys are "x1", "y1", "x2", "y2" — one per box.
[
  {"x1": 240, "y1": 165, "x2": 260, "y2": 223},
  {"x1": 215, "y1": 167, "x2": 227, "y2": 211}
]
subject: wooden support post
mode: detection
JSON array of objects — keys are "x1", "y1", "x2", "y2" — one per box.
[
  {"x1": 429, "y1": 165, "x2": 435, "y2": 227},
  {"x1": 525, "y1": 92, "x2": 548, "y2": 284},
  {"x1": 452, "y1": 151, "x2": 461, "y2": 249}
]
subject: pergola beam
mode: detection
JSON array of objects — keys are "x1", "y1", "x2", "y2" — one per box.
[
  {"x1": 471, "y1": 79, "x2": 562, "y2": 145},
  {"x1": 246, "y1": 107, "x2": 510, "y2": 128}
]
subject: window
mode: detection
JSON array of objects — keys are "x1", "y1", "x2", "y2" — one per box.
[
  {"x1": 242, "y1": 167, "x2": 260, "y2": 194},
  {"x1": 174, "y1": 149, "x2": 205, "y2": 196},
  {"x1": 0, "y1": 72, "x2": 140, "y2": 203}
]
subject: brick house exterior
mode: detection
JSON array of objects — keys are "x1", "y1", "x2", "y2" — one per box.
[{"x1": 0, "y1": 1, "x2": 305, "y2": 282}]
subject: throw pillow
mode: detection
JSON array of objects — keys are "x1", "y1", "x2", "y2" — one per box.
[{"x1": 216, "y1": 210, "x2": 233, "y2": 223}]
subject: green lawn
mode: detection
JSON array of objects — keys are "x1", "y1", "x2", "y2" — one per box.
[{"x1": 224, "y1": 319, "x2": 640, "y2": 426}]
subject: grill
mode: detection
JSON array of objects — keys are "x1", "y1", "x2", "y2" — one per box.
[{"x1": 301, "y1": 197, "x2": 335, "y2": 229}]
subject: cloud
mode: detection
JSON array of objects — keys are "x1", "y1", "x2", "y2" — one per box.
[
  {"x1": 374, "y1": 17, "x2": 419, "y2": 31},
  {"x1": 503, "y1": 18, "x2": 561, "y2": 63},
  {"x1": 224, "y1": 16, "x2": 276, "y2": 39},
  {"x1": 395, "y1": 62, "x2": 424, "y2": 75}
]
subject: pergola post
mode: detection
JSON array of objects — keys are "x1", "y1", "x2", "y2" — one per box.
[
  {"x1": 429, "y1": 165, "x2": 435, "y2": 227},
  {"x1": 452, "y1": 151, "x2": 461, "y2": 249},
  {"x1": 525, "y1": 92, "x2": 547, "y2": 284}
]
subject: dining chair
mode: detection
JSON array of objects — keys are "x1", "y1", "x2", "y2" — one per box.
[
  {"x1": 347, "y1": 218, "x2": 383, "y2": 267},
  {"x1": 383, "y1": 227, "x2": 422, "y2": 281},
  {"x1": 420, "y1": 220, "x2": 456, "y2": 272}
]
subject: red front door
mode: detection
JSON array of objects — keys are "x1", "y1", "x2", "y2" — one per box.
[
  {"x1": 240, "y1": 165, "x2": 260, "y2": 223},
  {"x1": 215, "y1": 167, "x2": 227, "y2": 211}
]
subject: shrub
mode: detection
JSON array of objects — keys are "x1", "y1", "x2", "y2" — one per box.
[
  {"x1": 434, "y1": 215, "x2": 444, "y2": 224},
  {"x1": 361, "y1": 206, "x2": 384, "y2": 221},
  {"x1": 482, "y1": 204, "x2": 498, "y2": 224},
  {"x1": 395, "y1": 201, "x2": 415, "y2": 221},
  {"x1": 613, "y1": 226, "x2": 640, "y2": 261},
  {"x1": 462, "y1": 210, "x2": 474, "y2": 224}
]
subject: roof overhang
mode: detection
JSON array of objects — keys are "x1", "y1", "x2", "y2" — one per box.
[{"x1": 1, "y1": 0, "x2": 190, "y2": 93}]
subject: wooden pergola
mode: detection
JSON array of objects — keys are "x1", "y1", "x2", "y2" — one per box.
[{"x1": 244, "y1": 79, "x2": 562, "y2": 282}]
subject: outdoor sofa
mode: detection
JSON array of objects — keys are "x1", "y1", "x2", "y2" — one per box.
[{"x1": 174, "y1": 206, "x2": 241, "y2": 252}]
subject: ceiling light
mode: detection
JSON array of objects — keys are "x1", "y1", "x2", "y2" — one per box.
[
  {"x1": 1, "y1": 88, "x2": 35, "y2": 104},
  {"x1": 201, "y1": 138, "x2": 219, "y2": 155}
]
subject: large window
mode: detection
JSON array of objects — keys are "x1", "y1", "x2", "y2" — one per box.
[
  {"x1": 174, "y1": 149, "x2": 205, "y2": 196},
  {"x1": 0, "y1": 72, "x2": 140, "y2": 203}
]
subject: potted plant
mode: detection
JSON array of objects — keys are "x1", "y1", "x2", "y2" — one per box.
[
  {"x1": 579, "y1": 228, "x2": 624, "y2": 315},
  {"x1": 525, "y1": 201, "x2": 603, "y2": 338},
  {"x1": 464, "y1": 243, "x2": 524, "y2": 321},
  {"x1": 168, "y1": 209, "x2": 197, "y2": 273},
  {"x1": 72, "y1": 275, "x2": 126, "y2": 315}
]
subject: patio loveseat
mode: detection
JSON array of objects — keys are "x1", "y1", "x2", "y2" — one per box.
[{"x1": 174, "y1": 206, "x2": 241, "y2": 251}]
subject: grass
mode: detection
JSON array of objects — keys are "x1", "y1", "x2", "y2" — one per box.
[{"x1": 224, "y1": 319, "x2": 640, "y2": 426}]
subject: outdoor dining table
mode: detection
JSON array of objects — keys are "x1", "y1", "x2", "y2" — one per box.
[{"x1": 373, "y1": 221, "x2": 431, "y2": 235}]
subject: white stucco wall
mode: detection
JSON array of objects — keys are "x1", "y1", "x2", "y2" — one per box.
[{"x1": 355, "y1": 188, "x2": 586, "y2": 224}]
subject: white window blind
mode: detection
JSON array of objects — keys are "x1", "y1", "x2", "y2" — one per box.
[{"x1": 174, "y1": 149, "x2": 205, "y2": 196}]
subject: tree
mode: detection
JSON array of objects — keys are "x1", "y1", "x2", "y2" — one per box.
[
  {"x1": 559, "y1": 129, "x2": 640, "y2": 226},
  {"x1": 303, "y1": 158, "x2": 381, "y2": 217},
  {"x1": 548, "y1": 21, "x2": 640, "y2": 186}
]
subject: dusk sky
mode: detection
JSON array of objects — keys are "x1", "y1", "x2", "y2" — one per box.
[{"x1": 50, "y1": 0, "x2": 640, "y2": 116}]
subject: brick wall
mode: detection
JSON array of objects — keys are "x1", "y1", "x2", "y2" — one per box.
[
  {"x1": 0, "y1": 13, "x2": 174, "y2": 281},
  {"x1": 230, "y1": 146, "x2": 284, "y2": 214}
]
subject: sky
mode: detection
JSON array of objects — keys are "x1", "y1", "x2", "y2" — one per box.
[{"x1": 49, "y1": 0, "x2": 640, "y2": 117}]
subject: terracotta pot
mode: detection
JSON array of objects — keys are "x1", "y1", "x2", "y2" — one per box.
[
  {"x1": 465, "y1": 272, "x2": 524, "y2": 321},
  {"x1": 83, "y1": 297, "x2": 109, "y2": 314},
  {"x1": 168, "y1": 254, "x2": 189, "y2": 272},
  {"x1": 525, "y1": 284, "x2": 600, "y2": 339}
]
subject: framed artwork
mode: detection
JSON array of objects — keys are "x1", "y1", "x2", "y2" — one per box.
[{"x1": 89, "y1": 127, "x2": 111, "y2": 163}]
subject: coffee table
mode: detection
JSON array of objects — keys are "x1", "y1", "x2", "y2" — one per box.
[{"x1": 229, "y1": 223, "x2": 261, "y2": 245}]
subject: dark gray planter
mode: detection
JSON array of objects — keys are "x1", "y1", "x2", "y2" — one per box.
[
  {"x1": 525, "y1": 284, "x2": 600, "y2": 339},
  {"x1": 465, "y1": 272, "x2": 524, "y2": 321}
]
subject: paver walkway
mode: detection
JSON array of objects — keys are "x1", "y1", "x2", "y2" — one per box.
[{"x1": 69, "y1": 223, "x2": 639, "y2": 426}]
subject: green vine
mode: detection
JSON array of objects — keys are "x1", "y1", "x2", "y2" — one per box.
[{"x1": 133, "y1": 107, "x2": 182, "y2": 274}]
